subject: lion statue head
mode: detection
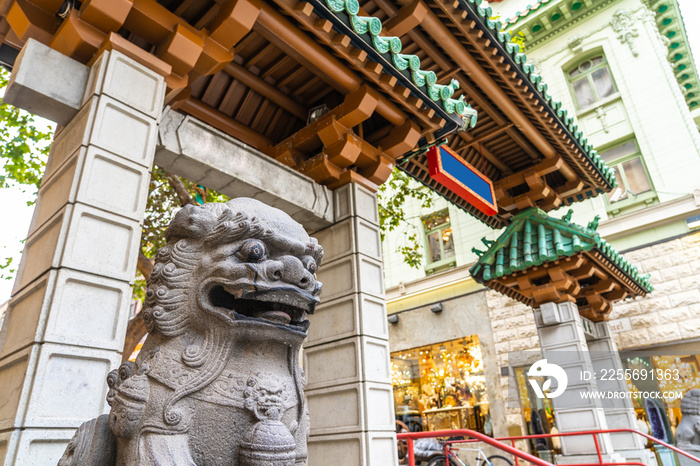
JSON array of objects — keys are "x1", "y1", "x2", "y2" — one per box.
[{"x1": 142, "y1": 198, "x2": 324, "y2": 340}]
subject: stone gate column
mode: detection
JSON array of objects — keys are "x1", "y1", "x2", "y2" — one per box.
[
  {"x1": 533, "y1": 302, "x2": 617, "y2": 463},
  {"x1": 0, "y1": 44, "x2": 164, "y2": 464},
  {"x1": 588, "y1": 321, "x2": 657, "y2": 466},
  {"x1": 305, "y1": 183, "x2": 398, "y2": 466}
]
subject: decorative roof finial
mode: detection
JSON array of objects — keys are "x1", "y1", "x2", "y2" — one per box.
[{"x1": 587, "y1": 215, "x2": 600, "y2": 231}]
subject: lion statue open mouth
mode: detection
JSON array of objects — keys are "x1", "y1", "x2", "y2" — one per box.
[{"x1": 59, "y1": 199, "x2": 323, "y2": 466}]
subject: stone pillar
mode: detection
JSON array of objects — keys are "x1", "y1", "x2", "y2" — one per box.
[
  {"x1": 588, "y1": 321, "x2": 657, "y2": 466},
  {"x1": 305, "y1": 183, "x2": 398, "y2": 466},
  {"x1": 0, "y1": 49, "x2": 164, "y2": 464},
  {"x1": 533, "y1": 302, "x2": 617, "y2": 463}
]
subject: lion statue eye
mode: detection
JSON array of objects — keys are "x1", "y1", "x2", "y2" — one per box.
[
  {"x1": 241, "y1": 240, "x2": 266, "y2": 263},
  {"x1": 303, "y1": 257, "x2": 317, "y2": 274}
]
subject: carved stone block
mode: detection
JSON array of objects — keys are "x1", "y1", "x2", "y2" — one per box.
[
  {"x1": 13, "y1": 205, "x2": 73, "y2": 294},
  {"x1": 365, "y1": 431, "x2": 399, "y2": 466},
  {"x1": 85, "y1": 50, "x2": 166, "y2": 118},
  {"x1": 4, "y1": 38, "x2": 89, "y2": 126},
  {"x1": 23, "y1": 343, "x2": 117, "y2": 428},
  {"x1": 0, "y1": 345, "x2": 39, "y2": 431},
  {"x1": 333, "y1": 183, "x2": 379, "y2": 225},
  {"x1": 0, "y1": 271, "x2": 54, "y2": 360},
  {"x1": 315, "y1": 256, "x2": 356, "y2": 301},
  {"x1": 306, "y1": 294, "x2": 388, "y2": 356},
  {"x1": 45, "y1": 100, "x2": 97, "y2": 177},
  {"x1": 43, "y1": 269, "x2": 132, "y2": 351},
  {"x1": 307, "y1": 432, "x2": 364, "y2": 466},
  {"x1": 0, "y1": 429, "x2": 18, "y2": 464},
  {"x1": 88, "y1": 95, "x2": 158, "y2": 166},
  {"x1": 14, "y1": 428, "x2": 76, "y2": 465},
  {"x1": 32, "y1": 145, "x2": 151, "y2": 228},
  {"x1": 304, "y1": 336, "x2": 390, "y2": 390}
]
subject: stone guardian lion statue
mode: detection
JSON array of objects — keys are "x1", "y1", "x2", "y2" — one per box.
[
  {"x1": 58, "y1": 198, "x2": 323, "y2": 465},
  {"x1": 677, "y1": 388, "x2": 700, "y2": 466}
]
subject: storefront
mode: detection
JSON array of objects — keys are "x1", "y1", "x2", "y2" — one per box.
[
  {"x1": 511, "y1": 352, "x2": 700, "y2": 461},
  {"x1": 513, "y1": 367, "x2": 559, "y2": 461},
  {"x1": 623, "y1": 354, "x2": 700, "y2": 443},
  {"x1": 390, "y1": 335, "x2": 492, "y2": 435}
]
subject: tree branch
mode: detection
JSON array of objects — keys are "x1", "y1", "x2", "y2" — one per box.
[
  {"x1": 164, "y1": 170, "x2": 196, "y2": 206},
  {"x1": 137, "y1": 251, "x2": 154, "y2": 278}
]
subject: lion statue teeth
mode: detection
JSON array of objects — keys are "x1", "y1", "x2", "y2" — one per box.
[{"x1": 59, "y1": 199, "x2": 323, "y2": 466}]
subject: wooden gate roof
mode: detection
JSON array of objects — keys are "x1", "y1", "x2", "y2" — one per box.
[{"x1": 0, "y1": 0, "x2": 615, "y2": 226}]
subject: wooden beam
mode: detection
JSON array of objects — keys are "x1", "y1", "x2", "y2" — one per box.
[
  {"x1": 457, "y1": 132, "x2": 509, "y2": 173},
  {"x1": 462, "y1": 123, "x2": 514, "y2": 149},
  {"x1": 181, "y1": 98, "x2": 273, "y2": 150},
  {"x1": 420, "y1": 6, "x2": 559, "y2": 160},
  {"x1": 256, "y1": 0, "x2": 424, "y2": 130},
  {"x1": 383, "y1": 0, "x2": 428, "y2": 37},
  {"x1": 224, "y1": 61, "x2": 307, "y2": 120}
]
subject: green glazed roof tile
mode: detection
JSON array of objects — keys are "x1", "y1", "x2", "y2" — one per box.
[
  {"x1": 329, "y1": 0, "x2": 618, "y2": 194},
  {"x1": 322, "y1": 0, "x2": 478, "y2": 122},
  {"x1": 469, "y1": 208, "x2": 653, "y2": 294}
]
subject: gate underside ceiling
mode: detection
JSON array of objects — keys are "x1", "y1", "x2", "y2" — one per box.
[{"x1": 0, "y1": 0, "x2": 614, "y2": 227}]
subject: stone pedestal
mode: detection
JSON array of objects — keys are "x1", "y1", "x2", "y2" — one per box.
[
  {"x1": 0, "y1": 47, "x2": 164, "y2": 465},
  {"x1": 306, "y1": 183, "x2": 398, "y2": 466},
  {"x1": 533, "y1": 302, "x2": 613, "y2": 458},
  {"x1": 677, "y1": 448, "x2": 700, "y2": 466},
  {"x1": 589, "y1": 321, "x2": 657, "y2": 466}
]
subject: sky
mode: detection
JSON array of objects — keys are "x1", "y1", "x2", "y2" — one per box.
[{"x1": 1, "y1": 1, "x2": 700, "y2": 303}]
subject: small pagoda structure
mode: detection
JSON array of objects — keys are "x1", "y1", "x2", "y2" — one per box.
[{"x1": 470, "y1": 207, "x2": 653, "y2": 322}]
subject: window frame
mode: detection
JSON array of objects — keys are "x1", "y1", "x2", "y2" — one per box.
[
  {"x1": 599, "y1": 139, "x2": 657, "y2": 215},
  {"x1": 421, "y1": 209, "x2": 457, "y2": 272},
  {"x1": 566, "y1": 54, "x2": 619, "y2": 110}
]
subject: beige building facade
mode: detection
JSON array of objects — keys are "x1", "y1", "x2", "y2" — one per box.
[{"x1": 384, "y1": 0, "x2": 700, "y2": 457}]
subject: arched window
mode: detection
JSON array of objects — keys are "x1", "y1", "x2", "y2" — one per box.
[{"x1": 567, "y1": 55, "x2": 617, "y2": 108}]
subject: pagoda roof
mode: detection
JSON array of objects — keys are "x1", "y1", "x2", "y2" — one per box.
[
  {"x1": 469, "y1": 208, "x2": 652, "y2": 320},
  {"x1": 0, "y1": 0, "x2": 613, "y2": 218},
  {"x1": 395, "y1": 0, "x2": 616, "y2": 228}
]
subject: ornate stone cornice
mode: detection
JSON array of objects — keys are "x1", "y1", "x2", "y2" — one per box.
[{"x1": 504, "y1": 0, "x2": 700, "y2": 110}]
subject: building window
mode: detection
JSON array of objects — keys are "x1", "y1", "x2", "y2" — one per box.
[
  {"x1": 600, "y1": 140, "x2": 655, "y2": 210},
  {"x1": 391, "y1": 336, "x2": 491, "y2": 434},
  {"x1": 567, "y1": 55, "x2": 617, "y2": 108},
  {"x1": 422, "y1": 209, "x2": 455, "y2": 270}
]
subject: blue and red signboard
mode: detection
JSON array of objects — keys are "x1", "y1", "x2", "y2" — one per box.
[{"x1": 427, "y1": 145, "x2": 498, "y2": 216}]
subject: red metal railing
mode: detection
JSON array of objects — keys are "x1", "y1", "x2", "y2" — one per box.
[{"x1": 396, "y1": 427, "x2": 700, "y2": 466}]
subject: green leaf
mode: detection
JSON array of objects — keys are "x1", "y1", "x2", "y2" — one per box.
[{"x1": 377, "y1": 169, "x2": 432, "y2": 269}]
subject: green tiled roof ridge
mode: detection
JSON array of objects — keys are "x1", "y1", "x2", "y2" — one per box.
[
  {"x1": 469, "y1": 208, "x2": 653, "y2": 292},
  {"x1": 324, "y1": 0, "x2": 478, "y2": 122}
]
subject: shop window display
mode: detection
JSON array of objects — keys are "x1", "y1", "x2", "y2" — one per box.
[
  {"x1": 390, "y1": 336, "x2": 491, "y2": 435},
  {"x1": 624, "y1": 355, "x2": 700, "y2": 442},
  {"x1": 514, "y1": 367, "x2": 560, "y2": 462}
]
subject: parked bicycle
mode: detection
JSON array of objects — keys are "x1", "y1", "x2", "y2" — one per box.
[{"x1": 426, "y1": 438, "x2": 513, "y2": 466}]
